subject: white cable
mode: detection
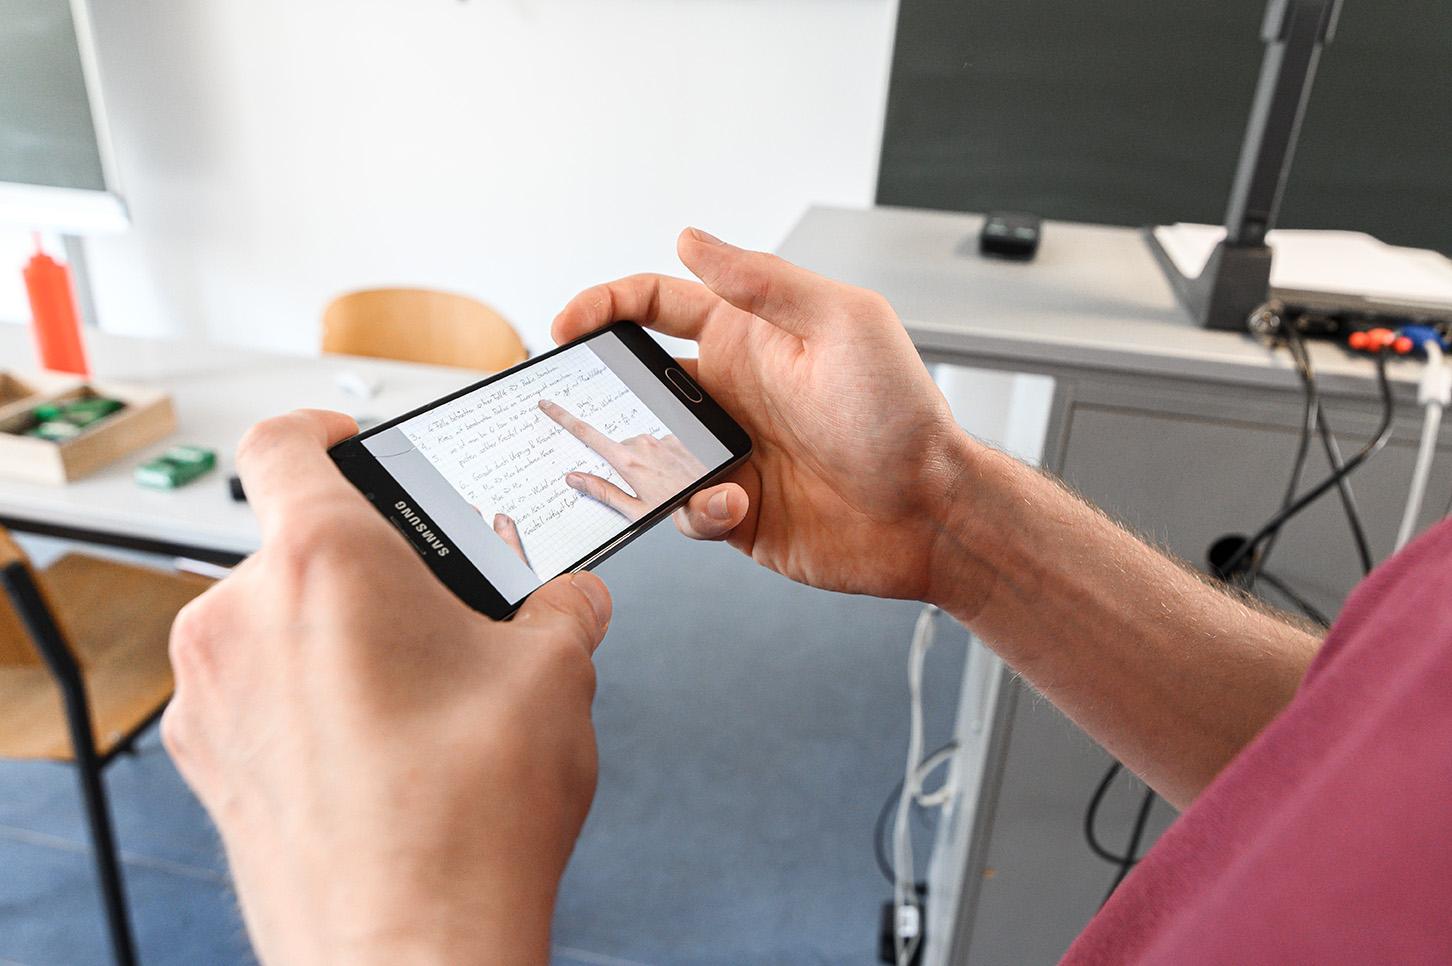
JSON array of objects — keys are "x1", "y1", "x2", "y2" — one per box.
[
  {"x1": 913, "y1": 745, "x2": 959, "y2": 809},
  {"x1": 894, "y1": 604, "x2": 938, "y2": 966},
  {"x1": 1396, "y1": 341, "x2": 1450, "y2": 551}
]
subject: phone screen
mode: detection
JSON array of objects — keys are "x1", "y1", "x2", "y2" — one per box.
[{"x1": 332, "y1": 324, "x2": 747, "y2": 615}]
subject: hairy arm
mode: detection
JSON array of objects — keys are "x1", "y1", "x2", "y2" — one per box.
[{"x1": 929, "y1": 442, "x2": 1321, "y2": 809}]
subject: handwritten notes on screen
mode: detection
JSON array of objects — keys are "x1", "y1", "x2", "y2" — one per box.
[{"x1": 399, "y1": 343, "x2": 671, "y2": 579}]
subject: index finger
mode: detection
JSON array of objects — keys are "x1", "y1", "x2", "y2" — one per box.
[
  {"x1": 234, "y1": 409, "x2": 363, "y2": 539},
  {"x1": 677, "y1": 227, "x2": 864, "y2": 340},
  {"x1": 552, "y1": 273, "x2": 721, "y2": 345},
  {"x1": 538, "y1": 400, "x2": 627, "y2": 463}
]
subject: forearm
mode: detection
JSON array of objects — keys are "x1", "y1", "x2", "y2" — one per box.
[{"x1": 925, "y1": 437, "x2": 1322, "y2": 810}]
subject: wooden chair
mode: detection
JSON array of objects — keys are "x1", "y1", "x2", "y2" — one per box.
[
  {"x1": 321, "y1": 287, "x2": 529, "y2": 371},
  {"x1": 0, "y1": 530, "x2": 215, "y2": 966}
]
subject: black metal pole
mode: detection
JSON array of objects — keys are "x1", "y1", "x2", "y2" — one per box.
[
  {"x1": 1, "y1": 563, "x2": 139, "y2": 966},
  {"x1": 1147, "y1": 0, "x2": 1342, "y2": 331},
  {"x1": 1225, "y1": 0, "x2": 1342, "y2": 246}
]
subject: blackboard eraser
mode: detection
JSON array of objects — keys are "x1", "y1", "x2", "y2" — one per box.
[{"x1": 976, "y1": 212, "x2": 1042, "y2": 259}]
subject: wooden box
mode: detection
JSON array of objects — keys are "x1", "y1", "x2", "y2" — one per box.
[
  {"x1": 0, "y1": 372, "x2": 36, "y2": 411},
  {"x1": 0, "y1": 371, "x2": 177, "y2": 484}
]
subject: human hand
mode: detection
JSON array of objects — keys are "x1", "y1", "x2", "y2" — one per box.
[
  {"x1": 162, "y1": 410, "x2": 610, "y2": 966},
  {"x1": 552, "y1": 229, "x2": 975, "y2": 603},
  {"x1": 538, "y1": 398, "x2": 707, "y2": 521},
  {"x1": 492, "y1": 511, "x2": 532, "y2": 568}
]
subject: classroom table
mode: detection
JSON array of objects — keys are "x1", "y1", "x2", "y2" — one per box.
[{"x1": 0, "y1": 322, "x2": 480, "y2": 564}]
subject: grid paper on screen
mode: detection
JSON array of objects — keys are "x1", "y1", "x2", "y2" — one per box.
[{"x1": 399, "y1": 344, "x2": 671, "y2": 580}]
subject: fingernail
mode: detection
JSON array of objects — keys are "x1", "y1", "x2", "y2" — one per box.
[
  {"x1": 689, "y1": 227, "x2": 724, "y2": 246},
  {"x1": 539, "y1": 399, "x2": 556, "y2": 412},
  {"x1": 566, "y1": 473, "x2": 584, "y2": 488},
  {"x1": 572, "y1": 572, "x2": 612, "y2": 628},
  {"x1": 493, "y1": 514, "x2": 509, "y2": 532},
  {"x1": 708, "y1": 490, "x2": 732, "y2": 521}
]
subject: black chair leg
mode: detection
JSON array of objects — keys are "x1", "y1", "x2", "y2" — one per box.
[
  {"x1": 73, "y1": 744, "x2": 140, "y2": 966},
  {"x1": 2, "y1": 562, "x2": 139, "y2": 965}
]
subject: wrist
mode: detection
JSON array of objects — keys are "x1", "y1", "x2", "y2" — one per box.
[
  {"x1": 247, "y1": 899, "x2": 554, "y2": 966},
  {"x1": 919, "y1": 433, "x2": 1035, "y2": 625},
  {"x1": 233, "y1": 844, "x2": 559, "y2": 966},
  {"x1": 333, "y1": 918, "x2": 552, "y2": 966}
]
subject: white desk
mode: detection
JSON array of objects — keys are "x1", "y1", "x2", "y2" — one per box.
[
  {"x1": 779, "y1": 204, "x2": 1429, "y2": 398},
  {"x1": 778, "y1": 205, "x2": 1452, "y2": 966},
  {"x1": 0, "y1": 323, "x2": 480, "y2": 563}
]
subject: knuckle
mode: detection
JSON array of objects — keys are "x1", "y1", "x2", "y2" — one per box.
[
  {"x1": 168, "y1": 592, "x2": 216, "y2": 671},
  {"x1": 742, "y1": 270, "x2": 774, "y2": 318},
  {"x1": 528, "y1": 581, "x2": 605, "y2": 640},
  {"x1": 159, "y1": 703, "x2": 219, "y2": 801},
  {"x1": 234, "y1": 415, "x2": 292, "y2": 467},
  {"x1": 570, "y1": 650, "x2": 598, "y2": 700},
  {"x1": 526, "y1": 632, "x2": 598, "y2": 691},
  {"x1": 158, "y1": 703, "x2": 190, "y2": 763},
  {"x1": 853, "y1": 288, "x2": 895, "y2": 322}
]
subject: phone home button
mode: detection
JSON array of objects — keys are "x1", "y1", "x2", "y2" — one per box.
[{"x1": 665, "y1": 367, "x2": 703, "y2": 403}]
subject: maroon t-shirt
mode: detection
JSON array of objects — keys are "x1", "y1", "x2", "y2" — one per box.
[{"x1": 1061, "y1": 517, "x2": 1452, "y2": 964}]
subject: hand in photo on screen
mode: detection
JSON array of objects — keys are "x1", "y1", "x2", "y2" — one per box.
[
  {"x1": 470, "y1": 504, "x2": 535, "y2": 571},
  {"x1": 539, "y1": 399, "x2": 706, "y2": 521},
  {"x1": 492, "y1": 512, "x2": 532, "y2": 569}
]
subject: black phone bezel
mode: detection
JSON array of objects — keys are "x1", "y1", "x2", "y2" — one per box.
[{"x1": 328, "y1": 321, "x2": 752, "y2": 619}]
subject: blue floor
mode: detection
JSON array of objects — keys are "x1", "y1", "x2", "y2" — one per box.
[
  {"x1": 1, "y1": 526, "x2": 965, "y2": 964},
  {"x1": 0, "y1": 736, "x2": 250, "y2": 966}
]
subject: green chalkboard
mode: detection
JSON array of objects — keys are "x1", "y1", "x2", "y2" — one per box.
[{"x1": 878, "y1": 0, "x2": 1452, "y2": 255}]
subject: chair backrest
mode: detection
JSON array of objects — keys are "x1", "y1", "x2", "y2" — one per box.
[
  {"x1": 321, "y1": 287, "x2": 528, "y2": 372},
  {"x1": 0, "y1": 530, "x2": 42, "y2": 668}
]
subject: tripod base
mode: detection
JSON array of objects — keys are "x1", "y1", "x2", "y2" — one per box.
[{"x1": 1145, "y1": 228, "x2": 1272, "y2": 333}]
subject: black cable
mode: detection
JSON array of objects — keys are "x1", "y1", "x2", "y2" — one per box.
[
  {"x1": 1288, "y1": 331, "x2": 1375, "y2": 574},
  {"x1": 873, "y1": 742, "x2": 958, "y2": 887},
  {"x1": 1245, "y1": 334, "x2": 1321, "y2": 587},
  {"x1": 1084, "y1": 762, "x2": 1128, "y2": 864},
  {"x1": 1222, "y1": 349, "x2": 1394, "y2": 579},
  {"x1": 1084, "y1": 761, "x2": 1159, "y2": 906},
  {"x1": 1310, "y1": 405, "x2": 1374, "y2": 574},
  {"x1": 1102, "y1": 788, "x2": 1156, "y2": 906},
  {"x1": 1256, "y1": 569, "x2": 1332, "y2": 628},
  {"x1": 873, "y1": 774, "x2": 906, "y2": 885},
  {"x1": 1249, "y1": 332, "x2": 1375, "y2": 586}
]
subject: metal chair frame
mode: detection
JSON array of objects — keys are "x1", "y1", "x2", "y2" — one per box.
[{"x1": 1, "y1": 559, "x2": 151, "y2": 966}]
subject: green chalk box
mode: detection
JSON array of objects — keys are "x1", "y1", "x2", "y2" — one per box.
[{"x1": 134, "y1": 445, "x2": 218, "y2": 489}]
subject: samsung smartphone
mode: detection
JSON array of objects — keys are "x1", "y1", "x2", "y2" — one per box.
[{"x1": 328, "y1": 321, "x2": 752, "y2": 619}]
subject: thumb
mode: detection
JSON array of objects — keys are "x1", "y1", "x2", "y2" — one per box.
[
  {"x1": 513, "y1": 572, "x2": 612, "y2": 655},
  {"x1": 677, "y1": 228, "x2": 850, "y2": 340}
]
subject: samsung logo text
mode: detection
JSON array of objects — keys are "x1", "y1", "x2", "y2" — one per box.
[{"x1": 395, "y1": 501, "x2": 451, "y2": 556}]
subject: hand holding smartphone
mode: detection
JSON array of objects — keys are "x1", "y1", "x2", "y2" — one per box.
[{"x1": 329, "y1": 322, "x2": 751, "y2": 619}]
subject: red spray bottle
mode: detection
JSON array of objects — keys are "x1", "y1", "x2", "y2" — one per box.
[{"x1": 23, "y1": 234, "x2": 90, "y2": 376}]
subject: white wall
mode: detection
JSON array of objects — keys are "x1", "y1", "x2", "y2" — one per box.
[{"x1": 29, "y1": 0, "x2": 897, "y2": 357}]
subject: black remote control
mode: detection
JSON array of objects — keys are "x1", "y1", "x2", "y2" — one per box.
[{"x1": 977, "y1": 211, "x2": 1042, "y2": 260}]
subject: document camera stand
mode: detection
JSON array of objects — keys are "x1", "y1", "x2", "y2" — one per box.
[{"x1": 1146, "y1": 0, "x2": 1343, "y2": 332}]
